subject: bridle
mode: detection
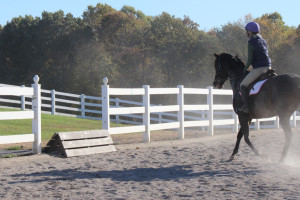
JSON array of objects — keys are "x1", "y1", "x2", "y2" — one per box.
[
  {"x1": 214, "y1": 57, "x2": 244, "y2": 86},
  {"x1": 215, "y1": 58, "x2": 229, "y2": 82}
]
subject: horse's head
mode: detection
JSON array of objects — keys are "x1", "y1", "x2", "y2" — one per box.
[
  {"x1": 213, "y1": 53, "x2": 245, "y2": 89},
  {"x1": 213, "y1": 53, "x2": 229, "y2": 89}
]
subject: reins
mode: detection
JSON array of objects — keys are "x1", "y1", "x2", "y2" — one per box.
[{"x1": 216, "y1": 56, "x2": 244, "y2": 82}]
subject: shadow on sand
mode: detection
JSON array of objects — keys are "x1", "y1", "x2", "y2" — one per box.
[{"x1": 9, "y1": 163, "x2": 262, "y2": 184}]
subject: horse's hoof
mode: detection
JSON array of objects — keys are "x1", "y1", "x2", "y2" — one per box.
[
  {"x1": 278, "y1": 157, "x2": 285, "y2": 163},
  {"x1": 227, "y1": 155, "x2": 236, "y2": 162},
  {"x1": 258, "y1": 153, "x2": 269, "y2": 161}
]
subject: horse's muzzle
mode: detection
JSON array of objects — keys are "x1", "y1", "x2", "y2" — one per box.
[{"x1": 213, "y1": 80, "x2": 224, "y2": 89}]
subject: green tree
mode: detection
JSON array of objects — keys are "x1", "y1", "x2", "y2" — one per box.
[
  {"x1": 255, "y1": 12, "x2": 296, "y2": 73},
  {"x1": 256, "y1": 12, "x2": 294, "y2": 54},
  {"x1": 82, "y1": 3, "x2": 116, "y2": 34},
  {"x1": 120, "y1": 5, "x2": 152, "y2": 24},
  {"x1": 215, "y1": 14, "x2": 253, "y2": 61},
  {"x1": 271, "y1": 25, "x2": 299, "y2": 74},
  {"x1": 148, "y1": 12, "x2": 217, "y2": 87},
  {"x1": 0, "y1": 15, "x2": 40, "y2": 84},
  {"x1": 97, "y1": 11, "x2": 159, "y2": 87},
  {"x1": 1, "y1": 4, "x2": 298, "y2": 100}
]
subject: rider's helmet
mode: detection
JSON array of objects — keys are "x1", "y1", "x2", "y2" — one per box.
[{"x1": 245, "y1": 22, "x2": 260, "y2": 33}]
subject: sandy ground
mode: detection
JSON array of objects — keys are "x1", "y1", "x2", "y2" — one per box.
[{"x1": 1, "y1": 128, "x2": 300, "y2": 199}]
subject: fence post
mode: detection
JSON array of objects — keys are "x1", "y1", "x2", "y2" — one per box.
[
  {"x1": 275, "y1": 116, "x2": 280, "y2": 129},
  {"x1": 32, "y1": 75, "x2": 41, "y2": 154},
  {"x1": 207, "y1": 86, "x2": 214, "y2": 136},
  {"x1": 115, "y1": 98, "x2": 120, "y2": 124},
  {"x1": 143, "y1": 85, "x2": 150, "y2": 142},
  {"x1": 177, "y1": 85, "x2": 184, "y2": 139},
  {"x1": 233, "y1": 111, "x2": 239, "y2": 133},
  {"x1": 292, "y1": 111, "x2": 297, "y2": 128},
  {"x1": 201, "y1": 111, "x2": 205, "y2": 131},
  {"x1": 102, "y1": 77, "x2": 110, "y2": 131},
  {"x1": 255, "y1": 119, "x2": 260, "y2": 130},
  {"x1": 158, "y1": 104, "x2": 162, "y2": 123},
  {"x1": 51, "y1": 90, "x2": 55, "y2": 115},
  {"x1": 20, "y1": 85, "x2": 25, "y2": 110},
  {"x1": 81, "y1": 94, "x2": 85, "y2": 118}
]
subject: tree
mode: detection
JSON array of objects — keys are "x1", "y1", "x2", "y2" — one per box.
[
  {"x1": 148, "y1": 12, "x2": 218, "y2": 87},
  {"x1": 215, "y1": 14, "x2": 253, "y2": 61},
  {"x1": 256, "y1": 12, "x2": 294, "y2": 54},
  {"x1": 120, "y1": 5, "x2": 152, "y2": 24},
  {"x1": 271, "y1": 25, "x2": 299, "y2": 74},
  {"x1": 97, "y1": 11, "x2": 159, "y2": 87},
  {"x1": 255, "y1": 12, "x2": 296, "y2": 72},
  {"x1": 36, "y1": 11, "x2": 92, "y2": 91},
  {"x1": 1, "y1": 4, "x2": 299, "y2": 100},
  {"x1": 82, "y1": 3, "x2": 116, "y2": 34},
  {"x1": 0, "y1": 15, "x2": 40, "y2": 84}
]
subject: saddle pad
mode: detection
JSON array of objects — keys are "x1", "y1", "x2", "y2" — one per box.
[{"x1": 249, "y1": 79, "x2": 268, "y2": 95}]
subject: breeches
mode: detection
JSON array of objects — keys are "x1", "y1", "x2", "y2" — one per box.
[{"x1": 241, "y1": 66, "x2": 271, "y2": 87}]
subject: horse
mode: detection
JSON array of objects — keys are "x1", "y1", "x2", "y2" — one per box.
[{"x1": 213, "y1": 53, "x2": 300, "y2": 162}]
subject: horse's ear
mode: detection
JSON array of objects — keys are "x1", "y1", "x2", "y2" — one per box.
[{"x1": 214, "y1": 53, "x2": 219, "y2": 58}]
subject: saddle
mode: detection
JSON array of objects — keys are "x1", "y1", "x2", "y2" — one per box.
[
  {"x1": 235, "y1": 69, "x2": 277, "y2": 113},
  {"x1": 247, "y1": 69, "x2": 277, "y2": 92}
]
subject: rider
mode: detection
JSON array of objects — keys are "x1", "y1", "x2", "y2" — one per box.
[{"x1": 239, "y1": 21, "x2": 272, "y2": 113}]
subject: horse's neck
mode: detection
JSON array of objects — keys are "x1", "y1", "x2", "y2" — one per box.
[
  {"x1": 230, "y1": 78, "x2": 243, "y2": 110},
  {"x1": 230, "y1": 77, "x2": 243, "y2": 94},
  {"x1": 228, "y1": 65, "x2": 245, "y2": 93},
  {"x1": 226, "y1": 60, "x2": 245, "y2": 106}
]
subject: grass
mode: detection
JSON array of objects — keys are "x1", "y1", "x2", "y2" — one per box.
[
  {"x1": 5, "y1": 146, "x2": 24, "y2": 150},
  {"x1": 1, "y1": 154, "x2": 17, "y2": 158},
  {"x1": 0, "y1": 107, "x2": 123, "y2": 141}
]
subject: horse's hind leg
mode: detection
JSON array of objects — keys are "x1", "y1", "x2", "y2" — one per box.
[
  {"x1": 241, "y1": 119, "x2": 268, "y2": 160},
  {"x1": 279, "y1": 116, "x2": 293, "y2": 162},
  {"x1": 243, "y1": 125, "x2": 260, "y2": 155}
]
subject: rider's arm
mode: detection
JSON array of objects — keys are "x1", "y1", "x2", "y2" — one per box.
[{"x1": 245, "y1": 43, "x2": 254, "y2": 70}]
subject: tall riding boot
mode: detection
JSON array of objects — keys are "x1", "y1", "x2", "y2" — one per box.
[{"x1": 239, "y1": 85, "x2": 249, "y2": 113}]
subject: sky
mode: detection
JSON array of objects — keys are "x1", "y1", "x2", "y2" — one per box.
[{"x1": 1, "y1": 0, "x2": 299, "y2": 30}]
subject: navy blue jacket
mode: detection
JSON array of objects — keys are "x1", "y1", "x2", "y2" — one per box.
[{"x1": 248, "y1": 35, "x2": 271, "y2": 69}]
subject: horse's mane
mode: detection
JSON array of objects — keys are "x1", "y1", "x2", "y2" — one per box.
[
  {"x1": 220, "y1": 53, "x2": 245, "y2": 67},
  {"x1": 220, "y1": 53, "x2": 245, "y2": 69}
]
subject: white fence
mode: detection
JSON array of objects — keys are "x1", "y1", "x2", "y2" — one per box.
[
  {"x1": 0, "y1": 83, "x2": 230, "y2": 126},
  {"x1": 0, "y1": 85, "x2": 103, "y2": 121},
  {"x1": 0, "y1": 77, "x2": 299, "y2": 143},
  {"x1": 0, "y1": 75, "x2": 41, "y2": 154},
  {"x1": 101, "y1": 77, "x2": 300, "y2": 142}
]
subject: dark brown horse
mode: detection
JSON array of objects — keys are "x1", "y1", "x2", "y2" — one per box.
[{"x1": 213, "y1": 53, "x2": 300, "y2": 162}]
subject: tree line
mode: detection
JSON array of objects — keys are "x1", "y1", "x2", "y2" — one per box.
[{"x1": 0, "y1": 3, "x2": 299, "y2": 97}]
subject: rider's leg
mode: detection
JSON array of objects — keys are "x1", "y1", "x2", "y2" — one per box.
[{"x1": 239, "y1": 67, "x2": 271, "y2": 113}]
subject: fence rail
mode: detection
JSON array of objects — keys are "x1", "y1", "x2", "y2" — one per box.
[
  {"x1": 0, "y1": 84, "x2": 104, "y2": 121},
  {"x1": 101, "y1": 83, "x2": 238, "y2": 141},
  {"x1": 0, "y1": 78, "x2": 299, "y2": 143},
  {"x1": 0, "y1": 75, "x2": 41, "y2": 154},
  {"x1": 101, "y1": 78, "x2": 300, "y2": 142}
]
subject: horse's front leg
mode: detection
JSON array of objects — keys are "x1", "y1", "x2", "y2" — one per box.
[
  {"x1": 229, "y1": 113, "x2": 253, "y2": 161},
  {"x1": 229, "y1": 128, "x2": 244, "y2": 161}
]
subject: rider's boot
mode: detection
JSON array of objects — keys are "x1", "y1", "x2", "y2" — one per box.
[{"x1": 239, "y1": 85, "x2": 249, "y2": 113}]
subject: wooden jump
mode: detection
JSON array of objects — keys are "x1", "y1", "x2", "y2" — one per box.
[{"x1": 43, "y1": 130, "x2": 116, "y2": 157}]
